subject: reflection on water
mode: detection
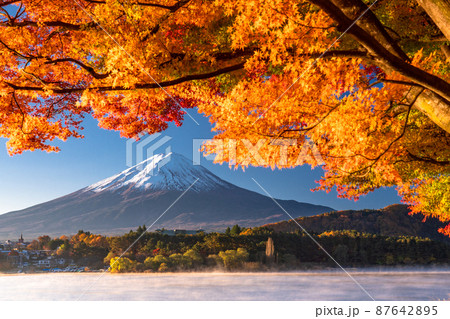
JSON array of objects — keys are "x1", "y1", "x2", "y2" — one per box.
[{"x1": 1, "y1": 269, "x2": 449, "y2": 301}]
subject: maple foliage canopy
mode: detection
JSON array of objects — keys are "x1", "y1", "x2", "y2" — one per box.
[{"x1": 0, "y1": 0, "x2": 449, "y2": 232}]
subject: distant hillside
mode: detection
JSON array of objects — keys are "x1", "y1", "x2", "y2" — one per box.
[{"x1": 263, "y1": 204, "x2": 449, "y2": 243}]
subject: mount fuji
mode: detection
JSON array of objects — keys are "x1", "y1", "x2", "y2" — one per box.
[{"x1": 0, "y1": 153, "x2": 333, "y2": 238}]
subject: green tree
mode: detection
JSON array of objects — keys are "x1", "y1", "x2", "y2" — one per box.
[
  {"x1": 144, "y1": 255, "x2": 169, "y2": 271},
  {"x1": 136, "y1": 225, "x2": 147, "y2": 235},
  {"x1": 230, "y1": 225, "x2": 241, "y2": 236},
  {"x1": 168, "y1": 253, "x2": 189, "y2": 269},
  {"x1": 109, "y1": 257, "x2": 137, "y2": 273},
  {"x1": 158, "y1": 263, "x2": 169, "y2": 272},
  {"x1": 103, "y1": 251, "x2": 117, "y2": 265},
  {"x1": 48, "y1": 238, "x2": 65, "y2": 250},
  {"x1": 56, "y1": 243, "x2": 72, "y2": 258},
  {"x1": 218, "y1": 248, "x2": 249, "y2": 270},
  {"x1": 183, "y1": 249, "x2": 203, "y2": 265}
]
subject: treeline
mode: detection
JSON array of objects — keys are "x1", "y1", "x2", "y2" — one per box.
[
  {"x1": 60, "y1": 225, "x2": 450, "y2": 272},
  {"x1": 20, "y1": 225, "x2": 450, "y2": 272},
  {"x1": 264, "y1": 204, "x2": 450, "y2": 243}
]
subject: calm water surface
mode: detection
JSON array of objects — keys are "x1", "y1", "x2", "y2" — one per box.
[{"x1": 1, "y1": 270, "x2": 449, "y2": 301}]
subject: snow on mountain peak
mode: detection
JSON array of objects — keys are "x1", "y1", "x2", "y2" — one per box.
[{"x1": 84, "y1": 152, "x2": 232, "y2": 193}]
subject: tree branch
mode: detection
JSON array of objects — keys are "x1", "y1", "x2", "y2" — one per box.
[
  {"x1": 3, "y1": 19, "x2": 97, "y2": 30},
  {"x1": 0, "y1": 37, "x2": 35, "y2": 59},
  {"x1": 0, "y1": 38, "x2": 109, "y2": 79},
  {"x1": 44, "y1": 58, "x2": 109, "y2": 79},
  {"x1": 330, "y1": 88, "x2": 425, "y2": 175},
  {"x1": 372, "y1": 78, "x2": 424, "y2": 88},
  {"x1": 0, "y1": 1, "x2": 21, "y2": 7},
  {"x1": 274, "y1": 102, "x2": 340, "y2": 138},
  {"x1": 142, "y1": 0, "x2": 190, "y2": 38},
  {"x1": 5, "y1": 62, "x2": 246, "y2": 93},
  {"x1": 406, "y1": 150, "x2": 450, "y2": 166},
  {"x1": 160, "y1": 48, "x2": 370, "y2": 68},
  {"x1": 84, "y1": 0, "x2": 188, "y2": 11}
]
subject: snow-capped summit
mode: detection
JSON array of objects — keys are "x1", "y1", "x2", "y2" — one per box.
[{"x1": 84, "y1": 152, "x2": 232, "y2": 193}]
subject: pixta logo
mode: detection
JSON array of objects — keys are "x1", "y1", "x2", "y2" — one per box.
[{"x1": 126, "y1": 133, "x2": 172, "y2": 173}]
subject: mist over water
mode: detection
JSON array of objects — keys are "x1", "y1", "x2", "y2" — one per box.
[{"x1": 1, "y1": 269, "x2": 449, "y2": 301}]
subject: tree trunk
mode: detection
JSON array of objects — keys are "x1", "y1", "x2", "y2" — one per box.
[
  {"x1": 402, "y1": 0, "x2": 450, "y2": 132},
  {"x1": 441, "y1": 45, "x2": 450, "y2": 59},
  {"x1": 330, "y1": 0, "x2": 410, "y2": 61},
  {"x1": 441, "y1": 45, "x2": 450, "y2": 60},
  {"x1": 310, "y1": 0, "x2": 450, "y2": 133},
  {"x1": 265, "y1": 237, "x2": 275, "y2": 264},
  {"x1": 413, "y1": 89, "x2": 450, "y2": 132},
  {"x1": 416, "y1": 0, "x2": 450, "y2": 41}
]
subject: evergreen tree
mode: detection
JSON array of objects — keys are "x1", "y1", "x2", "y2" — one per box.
[{"x1": 230, "y1": 225, "x2": 241, "y2": 236}]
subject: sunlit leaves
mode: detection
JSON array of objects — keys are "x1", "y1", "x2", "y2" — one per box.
[{"x1": 0, "y1": 0, "x2": 449, "y2": 233}]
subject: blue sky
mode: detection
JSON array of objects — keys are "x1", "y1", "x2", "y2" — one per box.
[{"x1": 0, "y1": 108, "x2": 401, "y2": 215}]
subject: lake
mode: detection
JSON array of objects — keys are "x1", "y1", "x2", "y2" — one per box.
[{"x1": 1, "y1": 269, "x2": 449, "y2": 301}]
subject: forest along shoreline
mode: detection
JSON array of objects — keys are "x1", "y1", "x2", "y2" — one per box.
[{"x1": 2, "y1": 224, "x2": 450, "y2": 274}]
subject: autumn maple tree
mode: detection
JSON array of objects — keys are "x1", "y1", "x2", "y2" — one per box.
[{"x1": 0, "y1": 0, "x2": 449, "y2": 233}]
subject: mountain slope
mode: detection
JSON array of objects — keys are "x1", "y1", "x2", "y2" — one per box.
[
  {"x1": 0, "y1": 153, "x2": 333, "y2": 238},
  {"x1": 263, "y1": 204, "x2": 449, "y2": 243}
]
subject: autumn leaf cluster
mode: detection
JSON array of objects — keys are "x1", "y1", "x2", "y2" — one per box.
[{"x1": 0, "y1": 0, "x2": 449, "y2": 233}]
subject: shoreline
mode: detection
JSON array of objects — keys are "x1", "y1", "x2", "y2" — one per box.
[{"x1": 2, "y1": 265, "x2": 450, "y2": 276}]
